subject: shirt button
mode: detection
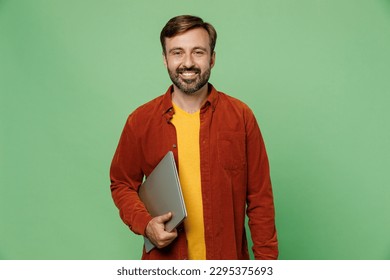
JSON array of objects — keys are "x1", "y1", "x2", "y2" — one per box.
[{"x1": 172, "y1": 144, "x2": 177, "y2": 148}]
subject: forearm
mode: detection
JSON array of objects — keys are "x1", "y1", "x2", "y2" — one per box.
[
  {"x1": 111, "y1": 181, "x2": 152, "y2": 235},
  {"x1": 247, "y1": 197, "x2": 278, "y2": 260}
]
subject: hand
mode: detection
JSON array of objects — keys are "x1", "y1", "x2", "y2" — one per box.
[{"x1": 145, "y1": 212, "x2": 178, "y2": 249}]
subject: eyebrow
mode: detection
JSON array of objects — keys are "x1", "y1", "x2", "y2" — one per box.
[
  {"x1": 168, "y1": 46, "x2": 208, "y2": 53},
  {"x1": 193, "y1": 47, "x2": 208, "y2": 52},
  {"x1": 168, "y1": 47, "x2": 184, "y2": 53}
]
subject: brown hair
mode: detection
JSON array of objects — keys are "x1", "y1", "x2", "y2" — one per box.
[{"x1": 160, "y1": 15, "x2": 217, "y2": 55}]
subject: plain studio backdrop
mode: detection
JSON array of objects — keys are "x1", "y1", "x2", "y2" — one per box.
[{"x1": 1, "y1": 0, "x2": 389, "y2": 260}]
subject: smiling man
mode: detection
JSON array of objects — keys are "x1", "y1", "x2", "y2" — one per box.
[{"x1": 110, "y1": 15, "x2": 278, "y2": 260}]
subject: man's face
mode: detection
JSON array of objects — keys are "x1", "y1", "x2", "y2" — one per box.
[{"x1": 163, "y1": 28, "x2": 215, "y2": 95}]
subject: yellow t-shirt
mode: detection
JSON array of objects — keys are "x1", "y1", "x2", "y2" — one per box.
[{"x1": 171, "y1": 103, "x2": 206, "y2": 260}]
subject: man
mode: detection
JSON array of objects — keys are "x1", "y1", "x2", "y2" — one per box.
[{"x1": 110, "y1": 15, "x2": 278, "y2": 260}]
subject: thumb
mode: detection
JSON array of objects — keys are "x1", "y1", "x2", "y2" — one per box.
[{"x1": 158, "y1": 212, "x2": 173, "y2": 223}]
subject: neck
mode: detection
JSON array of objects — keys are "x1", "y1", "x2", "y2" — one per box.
[{"x1": 171, "y1": 84, "x2": 209, "y2": 113}]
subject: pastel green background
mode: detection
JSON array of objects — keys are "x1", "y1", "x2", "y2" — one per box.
[{"x1": 1, "y1": 0, "x2": 389, "y2": 260}]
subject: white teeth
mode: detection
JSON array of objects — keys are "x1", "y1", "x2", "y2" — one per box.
[{"x1": 182, "y1": 72, "x2": 196, "y2": 76}]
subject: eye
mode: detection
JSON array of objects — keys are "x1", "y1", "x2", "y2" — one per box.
[
  {"x1": 171, "y1": 50, "x2": 183, "y2": 56},
  {"x1": 193, "y1": 50, "x2": 205, "y2": 56}
]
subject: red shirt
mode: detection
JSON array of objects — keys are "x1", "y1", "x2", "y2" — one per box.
[{"x1": 110, "y1": 84, "x2": 278, "y2": 260}]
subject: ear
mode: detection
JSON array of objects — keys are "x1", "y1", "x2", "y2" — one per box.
[
  {"x1": 210, "y1": 51, "x2": 216, "y2": 68},
  {"x1": 162, "y1": 53, "x2": 168, "y2": 68}
]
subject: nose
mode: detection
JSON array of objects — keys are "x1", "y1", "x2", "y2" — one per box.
[{"x1": 182, "y1": 53, "x2": 195, "y2": 68}]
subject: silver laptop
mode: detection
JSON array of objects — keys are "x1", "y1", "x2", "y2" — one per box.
[{"x1": 138, "y1": 151, "x2": 187, "y2": 252}]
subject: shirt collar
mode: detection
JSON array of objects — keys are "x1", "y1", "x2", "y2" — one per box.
[{"x1": 161, "y1": 83, "x2": 219, "y2": 116}]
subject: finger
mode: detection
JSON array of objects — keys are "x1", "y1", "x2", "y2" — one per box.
[
  {"x1": 156, "y1": 231, "x2": 178, "y2": 248},
  {"x1": 163, "y1": 228, "x2": 177, "y2": 239}
]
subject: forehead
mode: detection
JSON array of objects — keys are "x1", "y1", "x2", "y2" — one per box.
[{"x1": 165, "y1": 28, "x2": 211, "y2": 51}]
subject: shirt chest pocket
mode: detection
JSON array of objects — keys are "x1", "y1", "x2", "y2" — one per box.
[{"x1": 217, "y1": 132, "x2": 246, "y2": 170}]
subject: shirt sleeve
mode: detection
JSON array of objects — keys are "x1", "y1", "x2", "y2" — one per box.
[
  {"x1": 110, "y1": 114, "x2": 153, "y2": 236},
  {"x1": 245, "y1": 109, "x2": 279, "y2": 260}
]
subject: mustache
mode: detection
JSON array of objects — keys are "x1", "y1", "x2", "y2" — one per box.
[{"x1": 176, "y1": 67, "x2": 201, "y2": 74}]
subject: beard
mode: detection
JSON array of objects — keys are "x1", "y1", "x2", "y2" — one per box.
[{"x1": 167, "y1": 66, "x2": 211, "y2": 95}]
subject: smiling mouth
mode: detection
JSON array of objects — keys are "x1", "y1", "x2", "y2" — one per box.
[
  {"x1": 177, "y1": 67, "x2": 200, "y2": 75},
  {"x1": 180, "y1": 71, "x2": 198, "y2": 78}
]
